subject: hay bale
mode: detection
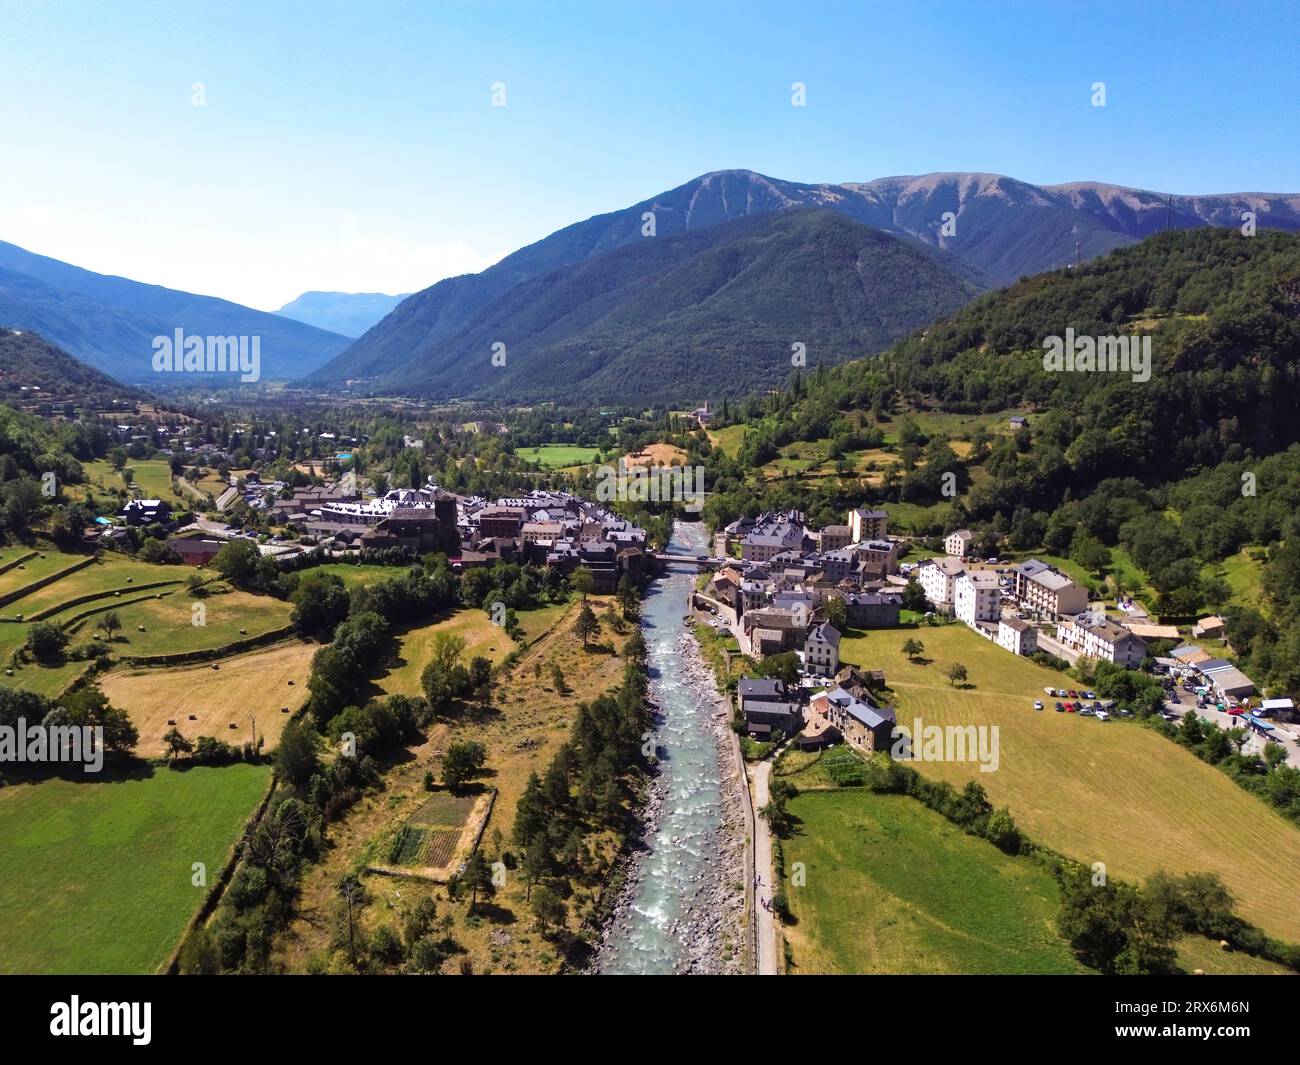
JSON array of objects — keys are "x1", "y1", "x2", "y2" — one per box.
[
  {"x1": 228, "y1": 722, "x2": 238, "y2": 730},
  {"x1": 167, "y1": 719, "x2": 176, "y2": 726},
  {"x1": 188, "y1": 714, "x2": 197, "y2": 720},
  {"x1": 1219, "y1": 940, "x2": 1231, "y2": 951}
]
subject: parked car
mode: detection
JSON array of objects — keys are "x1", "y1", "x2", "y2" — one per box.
[
  {"x1": 1083, "y1": 690, "x2": 1096, "y2": 699},
  {"x1": 1044, "y1": 687, "x2": 1057, "y2": 697},
  {"x1": 1054, "y1": 703, "x2": 1065, "y2": 713},
  {"x1": 1033, "y1": 700, "x2": 1044, "y2": 710},
  {"x1": 1095, "y1": 710, "x2": 1110, "y2": 721},
  {"x1": 1079, "y1": 706, "x2": 1094, "y2": 716},
  {"x1": 1067, "y1": 689, "x2": 1079, "y2": 699}
]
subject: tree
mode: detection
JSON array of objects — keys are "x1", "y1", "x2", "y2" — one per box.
[
  {"x1": 550, "y1": 664, "x2": 567, "y2": 693},
  {"x1": 421, "y1": 632, "x2": 467, "y2": 709},
  {"x1": 290, "y1": 571, "x2": 350, "y2": 638},
  {"x1": 337, "y1": 874, "x2": 366, "y2": 966},
  {"x1": 212, "y1": 538, "x2": 260, "y2": 587},
  {"x1": 275, "y1": 719, "x2": 319, "y2": 790},
  {"x1": 26, "y1": 622, "x2": 68, "y2": 663},
  {"x1": 462, "y1": 850, "x2": 494, "y2": 912},
  {"x1": 443, "y1": 739, "x2": 486, "y2": 792},
  {"x1": 163, "y1": 726, "x2": 193, "y2": 764},
  {"x1": 530, "y1": 884, "x2": 567, "y2": 935},
  {"x1": 947, "y1": 662, "x2": 968, "y2": 687},
  {"x1": 824, "y1": 597, "x2": 849, "y2": 631},
  {"x1": 902, "y1": 638, "x2": 924, "y2": 662},
  {"x1": 96, "y1": 611, "x2": 122, "y2": 641},
  {"x1": 575, "y1": 602, "x2": 600, "y2": 647}
]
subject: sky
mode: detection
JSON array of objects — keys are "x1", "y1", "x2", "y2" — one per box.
[{"x1": 1, "y1": 0, "x2": 1297, "y2": 311}]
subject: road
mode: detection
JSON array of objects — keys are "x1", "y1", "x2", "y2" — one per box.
[{"x1": 749, "y1": 757, "x2": 780, "y2": 976}]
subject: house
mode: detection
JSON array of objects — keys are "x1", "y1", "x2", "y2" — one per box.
[
  {"x1": 841, "y1": 590, "x2": 902, "y2": 628},
  {"x1": 817, "y1": 524, "x2": 853, "y2": 553},
  {"x1": 857, "y1": 539, "x2": 901, "y2": 575},
  {"x1": 477, "y1": 506, "x2": 526, "y2": 540},
  {"x1": 945, "y1": 529, "x2": 974, "y2": 557},
  {"x1": 740, "y1": 518, "x2": 806, "y2": 562},
  {"x1": 804, "y1": 622, "x2": 841, "y2": 675},
  {"x1": 809, "y1": 686, "x2": 896, "y2": 754},
  {"x1": 997, "y1": 615, "x2": 1037, "y2": 656},
  {"x1": 848, "y1": 508, "x2": 888, "y2": 543},
  {"x1": 167, "y1": 537, "x2": 222, "y2": 565},
  {"x1": 737, "y1": 678, "x2": 802, "y2": 738},
  {"x1": 918, "y1": 556, "x2": 965, "y2": 608},
  {"x1": 121, "y1": 499, "x2": 172, "y2": 526},
  {"x1": 1013, "y1": 559, "x2": 1088, "y2": 619},
  {"x1": 741, "y1": 607, "x2": 807, "y2": 656},
  {"x1": 1193, "y1": 615, "x2": 1227, "y2": 640},
  {"x1": 1009, "y1": 415, "x2": 1028, "y2": 430},
  {"x1": 1058, "y1": 614, "x2": 1147, "y2": 668},
  {"x1": 954, "y1": 570, "x2": 1000, "y2": 625}
]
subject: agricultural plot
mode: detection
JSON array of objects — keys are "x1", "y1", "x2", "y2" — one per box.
[
  {"x1": 64, "y1": 587, "x2": 292, "y2": 658},
  {"x1": 0, "y1": 763, "x2": 271, "y2": 974},
  {"x1": 385, "y1": 792, "x2": 481, "y2": 870},
  {"x1": 376, "y1": 603, "x2": 567, "y2": 698},
  {"x1": 100, "y1": 640, "x2": 316, "y2": 757},
  {"x1": 838, "y1": 623, "x2": 1300, "y2": 942},
  {"x1": 2, "y1": 552, "x2": 185, "y2": 620},
  {"x1": 0, "y1": 550, "x2": 78, "y2": 598},
  {"x1": 514, "y1": 444, "x2": 601, "y2": 468},
  {"x1": 780, "y1": 789, "x2": 1084, "y2": 975}
]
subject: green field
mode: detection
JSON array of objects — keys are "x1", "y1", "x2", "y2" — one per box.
[
  {"x1": 781, "y1": 789, "x2": 1084, "y2": 974},
  {"x1": 378, "y1": 603, "x2": 568, "y2": 697},
  {"x1": 838, "y1": 622, "x2": 1300, "y2": 942},
  {"x1": 0, "y1": 763, "x2": 271, "y2": 973},
  {"x1": 1202, "y1": 547, "x2": 1267, "y2": 616},
  {"x1": 82, "y1": 458, "x2": 187, "y2": 506},
  {"x1": 706, "y1": 424, "x2": 746, "y2": 459},
  {"x1": 514, "y1": 444, "x2": 601, "y2": 468},
  {"x1": 312, "y1": 562, "x2": 411, "y2": 590},
  {"x1": 3, "y1": 552, "x2": 184, "y2": 621}
]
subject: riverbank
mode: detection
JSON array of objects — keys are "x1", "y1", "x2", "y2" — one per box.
[
  {"x1": 591, "y1": 522, "x2": 750, "y2": 974},
  {"x1": 591, "y1": 628, "x2": 749, "y2": 973}
]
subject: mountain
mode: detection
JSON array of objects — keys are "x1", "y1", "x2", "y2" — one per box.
[
  {"x1": 308, "y1": 169, "x2": 1300, "y2": 395},
  {"x1": 310, "y1": 209, "x2": 983, "y2": 402},
  {"x1": 0, "y1": 240, "x2": 351, "y2": 383},
  {"x1": 276, "y1": 291, "x2": 408, "y2": 337},
  {"x1": 0, "y1": 327, "x2": 144, "y2": 404}
]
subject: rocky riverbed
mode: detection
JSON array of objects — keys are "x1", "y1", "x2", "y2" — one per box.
[{"x1": 592, "y1": 573, "x2": 750, "y2": 974}]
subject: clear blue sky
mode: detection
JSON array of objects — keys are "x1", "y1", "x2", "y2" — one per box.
[{"x1": 1, "y1": 0, "x2": 1296, "y2": 309}]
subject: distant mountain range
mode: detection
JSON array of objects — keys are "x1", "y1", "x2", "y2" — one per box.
[
  {"x1": 0, "y1": 241, "x2": 351, "y2": 384},
  {"x1": 276, "y1": 290, "x2": 408, "y2": 338},
  {"x1": 306, "y1": 169, "x2": 1300, "y2": 401}
]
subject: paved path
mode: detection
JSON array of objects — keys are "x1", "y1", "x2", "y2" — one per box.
[{"x1": 749, "y1": 757, "x2": 780, "y2": 976}]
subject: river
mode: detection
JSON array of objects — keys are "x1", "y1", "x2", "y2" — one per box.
[{"x1": 596, "y1": 521, "x2": 748, "y2": 975}]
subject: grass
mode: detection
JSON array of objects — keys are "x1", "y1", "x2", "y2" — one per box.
[
  {"x1": 1202, "y1": 548, "x2": 1267, "y2": 617},
  {"x1": 1174, "y1": 935, "x2": 1295, "y2": 976},
  {"x1": 514, "y1": 444, "x2": 601, "y2": 468},
  {"x1": 311, "y1": 562, "x2": 411, "y2": 590},
  {"x1": 82, "y1": 458, "x2": 188, "y2": 507},
  {"x1": 3, "y1": 551, "x2": 185, "y2": 620},
  {"x1": 100, "y1": 640, "x2": 317, "y2": 757},
  {"x1": 0, "y1": 763, "x2": 271, "y2": 973},
  {"x1": 0, "y1": 550, "x2": 80, "y2": 598},
  {"x1": 706, "y1": 424, "x2": 746, "y2": 459},
  {"x1": 278, "y1": 598, "x2": 630, "y2": 973},
  {"x1": 837, "y1": 622, "x2": 1300, "y2": 943},
  {"x1": 376, "y1": 603, "x2": 567, "y2": 698},
  {"x1": 781, "y1": 789, "x2": 1084, "y2": 974}
]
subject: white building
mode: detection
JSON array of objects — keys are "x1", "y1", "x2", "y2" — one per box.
[
  {"x1": 997, "y1": 616, "x2": 1038, "y2": 656},
  {"x1": 919, "y1": 556, "x2": 966, "y2": 608},
  {"x1": 804, "y1": 622, "x2": 842, "y2": 676},
  {"x1": 954, "y1": 570, "x2": 1001, "y2": 626},
  {"x1": 945, "y1": 529, "x2": 974, "y2": 557},
  {"x1": 1058, "y1": 614, "x2": 1147, "y2": 668}
]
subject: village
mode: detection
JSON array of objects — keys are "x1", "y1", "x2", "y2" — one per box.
[{"x1": 698, "y1": 508, "x2": 1293, "y2": 761}]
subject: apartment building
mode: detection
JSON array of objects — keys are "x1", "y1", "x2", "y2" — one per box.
[
  {"x1": 1013, "y1": 559, "x2": 1088, "y2": 619},
  {"x1": 918, "y1": 556, "x2": 966, "y2": 608},
  {"x1": 954, "y1": 570, "x2": 1001, "y2": 625}
]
